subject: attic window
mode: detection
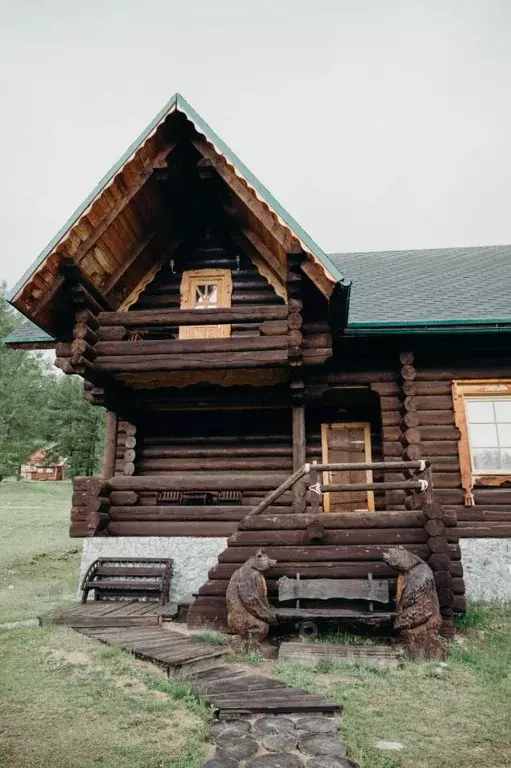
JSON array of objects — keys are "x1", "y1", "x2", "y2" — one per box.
[{"x1": 179, "y1": 269, "x2": 232, "y2": 339}]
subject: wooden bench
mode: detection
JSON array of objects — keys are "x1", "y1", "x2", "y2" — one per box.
[
  {"x1": 276, "y1": 573, "x2": 395, "y2": 637},
  {"x1": 80, "y1": 558, "x2": 173, "y2": 604}
]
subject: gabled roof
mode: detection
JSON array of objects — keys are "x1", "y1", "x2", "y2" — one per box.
[
  {"x1": 8, "y1": 93, "x2": 348, "y2": 338},
  {"x1": 331, "y1": 245, "x2": 511, "y2": 332},
  {"x1": 6, "y1": 243, "x2": 511, "y2": 346}
]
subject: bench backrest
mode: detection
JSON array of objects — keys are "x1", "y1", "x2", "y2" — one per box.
[{"x1": 278, "y1": 574, "x2": 389, "y2": 604}]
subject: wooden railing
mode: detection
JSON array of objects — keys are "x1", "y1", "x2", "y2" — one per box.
[{"x1": 248, "y1": 460, "x2": 433, "y2": 517}]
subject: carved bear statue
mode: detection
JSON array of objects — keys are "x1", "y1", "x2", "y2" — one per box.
[
  {"x1": 226, "y1": 549, "x2": 277, "y2": 652},
  {"x1": 383, "y1": 546, "x2": 446, "y2": 661}
]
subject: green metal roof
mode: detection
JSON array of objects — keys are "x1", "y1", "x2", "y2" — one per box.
[{"x1": 8, "y1": 93, "x2": 347, "y2": 305}]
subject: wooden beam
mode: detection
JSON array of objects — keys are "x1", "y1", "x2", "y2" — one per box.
[
  {"x1": 60, "y1": 259, "x2": 114, "y2": 310},
  {"x1": 29, "y1": 140, "x2": 178, "y2": 315},
  {"x1": 190, "y1": 135, "x2": 301, "y2": 254},
  {"x1": 230, "y1": 227, "x2": 286, "y2": 282},
  {"x1": 98, "y1": 305, "x2": 288, "y2": 326},
  {"x1": 300, "y1": 259, "x2": 335, "y2": 300},
  {"x1": 74, "y1": 140, "x2": 178, "y2": 267},
  {"x1": 117, "y1": 235, "x2": 183, "y2": 311},
  {"x1": 103, "y1": 230, "x2": 159, "y2": 294},
  {"x1": 102, "y1": 411, "x2": 118, "y2": 480}
]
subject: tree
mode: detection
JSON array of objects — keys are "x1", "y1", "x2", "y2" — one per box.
[
  {"x1": 0, "y1": 284, "x2": 50, "y2": 478},
  {"x1": 42, "y1": 376, "x2": 105, "y2": 477},
  {"x1": 0, "y1": 282, "x2": 105, "y2": 479}
]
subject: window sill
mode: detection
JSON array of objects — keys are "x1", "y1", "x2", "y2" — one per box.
[{"x1": 473, "y1": 475, "x2": 511, "y2": 487}]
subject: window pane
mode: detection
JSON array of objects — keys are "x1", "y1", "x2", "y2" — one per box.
[
  {"x1": 195, "y1": 284, "x2": 218, "y2": 308},
  {"x1": 472, "y1": 448, "x2": 501, "y2": 470},
  {"x1": 497, "y1": 423, "x2": 511, "y2": 444},
  {"x1": 494, "y1": 400, "x2": 511, "y2": 422},
  {"x1": 465, "y1": 400, "x2": 495, "y2": 423},
  {"x1": 500, "y1": 449, "x2": 511, "y2": 470},
  {"x1": 469, "y1": 423, "x2": 498, "y2": 447}
]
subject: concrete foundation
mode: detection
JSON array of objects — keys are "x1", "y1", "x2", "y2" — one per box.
[
  {"x1": 78, "y1": 537, "x2": 227, "y2": 601},
  {"x1": 460, "y1": 538, "x2": 511, "y2": 603}
]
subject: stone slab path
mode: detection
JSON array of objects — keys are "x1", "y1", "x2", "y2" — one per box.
[{"x1": 204, "y1": 715, "x2": 359, "y2": 768}]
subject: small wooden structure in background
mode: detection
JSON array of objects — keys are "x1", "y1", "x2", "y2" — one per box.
[{"x1": 21, "y1": 448, "x2": 66, "y2": 481}]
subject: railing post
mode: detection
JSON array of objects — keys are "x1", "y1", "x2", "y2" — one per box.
[
  {"x1": 309, "y1": 461, "x2": 321, "y2": 515},
  {"x1": 292, "y1": 404, "x2": 307, "y2": 513}
]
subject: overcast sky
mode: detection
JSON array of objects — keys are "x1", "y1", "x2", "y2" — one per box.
[{"x1": 1, "y1": 0, "x2": 511, "y2": 290}]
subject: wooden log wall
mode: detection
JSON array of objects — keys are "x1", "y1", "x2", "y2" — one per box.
[
  {"x1": 413, "y1": 346, "x2": 511, "y2": 544},
  {"x1": 70, "y1": 477, "x2": 110, "y2": 537},
  {"x1": 129, "y1": 245, "x2": 284, "y2": 320}
]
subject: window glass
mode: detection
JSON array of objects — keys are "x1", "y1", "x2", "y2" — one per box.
[
  {"x1": 465, "y1": 400, "x2": 494, "y2": 422},
  {"x1": 466, "y1": 397, "x2": 511, "y2": 472},
  {"x1": 195, "y1": 284, "x2": 218, "y2": 308},
  {"x1": 495, "y1": 400, "x2": 511, "y2": 421}
]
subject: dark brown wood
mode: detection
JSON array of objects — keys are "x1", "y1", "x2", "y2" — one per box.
[
  {"x1": 109, "y1": 474, "x2": 288, "y2": 492},
  {"x1": 95, "y1": 349, "x2": 288, "y2": 372},
  {"x1": 73, "y1": 322, "x2": 99, "y2": 345},
  {"x1": 98, "y1": 306, "x2": 288, "y2": 326},
  {"x1": 109, "y1": 491, "x2": 139, "y2": 506},
  {"x1": 292, "y1": 405, "x2": 306, "y2": 471},
  {"x1": 95, "y1": 335, "x2": 288, "y2": 356},
  {"x1": 98, "y1": 326, "x2": 129, "y2": 341},
  {"x1": 425, "y1": 519, "x2": 446, "y2": 537},
  {"x1": 75, "y1": 309, "x2": 99, "y2": 330},
  {"x1": 102, "y1": 411, "x2": 118, "y2": 480}
]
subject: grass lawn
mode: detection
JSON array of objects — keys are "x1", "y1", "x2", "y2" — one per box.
[
  {"x1": 0, "y1": 479, "x2": 79, "y2": 623},
  {"x1": 1, "y1": 480, "x2": 510, "y2": 768},
  {"x1": 0, "y1": 626, "x2": 211, "y2": 768},
  {"x1": 0, "y1": 480, "x2": 211, "y2": 767},
  {"x1": 275, "y1": 603, "x2": 511, "y2": 768}
]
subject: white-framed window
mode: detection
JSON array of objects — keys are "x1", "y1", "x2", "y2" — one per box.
[
  {"x1": 453, "y1": 380, "x2": 511, "y2": 505},
  {"x1": 465, "y1": 397, "x2": 511, "y2": 472}
]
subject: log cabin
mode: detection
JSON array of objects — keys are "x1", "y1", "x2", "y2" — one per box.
[
  {"x1": 21, "y1": 448, "x2": 66, "y2": 481},
  {"x1": 5, "y1": 93, "x2": 511, "y2": 632}
]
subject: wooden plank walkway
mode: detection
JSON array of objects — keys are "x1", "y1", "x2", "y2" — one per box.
[
  {"x1": 78, "y1": 626, "x2": 341, "y2": 717},
  {"x1": 40, "y1": 601, "x2": 177, "y2": 628}
]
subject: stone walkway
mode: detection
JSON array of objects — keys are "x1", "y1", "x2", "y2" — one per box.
[{"x1": 204, "y1": 714, "x2": 359, "y2": 768}]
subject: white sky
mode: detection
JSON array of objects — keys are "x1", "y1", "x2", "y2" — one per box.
[{"x1": 2, "y1": 0, "x2": 511, "y2": 290}]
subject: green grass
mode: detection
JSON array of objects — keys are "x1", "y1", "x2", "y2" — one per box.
[
  {"x1": 276, "y1": 604, "x2": 511, "y2": 768},
  {"x1": 228, "y1": 651, "x2": 263, "y2": 665},
  {"x1": 0, "y1": 479, "x2": 213, "y2": 767},
  {"x1": 0, "y1": 625, "x2": 211, "y2": 768},
  {"x1": 0, "y1": 479, "x2": 79, "y2": 622},
  {"x1": 1, "y1": 480, "x2": 510, "y2": 768},
  {"x1": 313, "y1": 630, "x2": 381, "y2": 646},
  {"x1": 193, "y1": 632, "x2": 229, "y2": 646}
]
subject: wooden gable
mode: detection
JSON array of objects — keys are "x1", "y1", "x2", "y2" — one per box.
[{"x1": 8, "y1": 94, "x2": 350, "y2": 341}]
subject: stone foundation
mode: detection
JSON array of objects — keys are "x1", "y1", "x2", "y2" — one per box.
[
  {"x1": 460, "y1": 538, "x2": 511, "y2": 603},
  {"x1": 78, "y1": 536, "x2": 227, "y2": 601}
]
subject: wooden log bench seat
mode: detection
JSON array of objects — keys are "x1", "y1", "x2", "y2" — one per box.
[
  {"x1": 275, "y1": 572, "x2": 395, "y2": 637},
  {"x1": 80, "y1": 558, "x2": 173, "y2": 604}
]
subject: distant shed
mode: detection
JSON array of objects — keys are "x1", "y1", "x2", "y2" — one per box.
[{"x1": 21, "y1": 448, "x2": 66, "y2": 481}]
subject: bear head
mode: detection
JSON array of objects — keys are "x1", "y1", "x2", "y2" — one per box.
[
  {"x1": 383, "y1": 546, "x2": 423, "y2": 573},
  {"x1": 247, "y1": 549, "x2": 277, "y2": 572}
]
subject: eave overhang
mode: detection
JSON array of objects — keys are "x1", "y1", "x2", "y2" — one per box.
[{"x1": 8, "y1": 93, "x2": 349, "y2": 337}]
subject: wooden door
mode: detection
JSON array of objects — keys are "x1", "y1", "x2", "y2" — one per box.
[
  {"x1": 179, "y1": 269, "x2": 233, "y2": 339},
  {"x1": 321, "y1": 422, "x2": 375, "y2": 513}
]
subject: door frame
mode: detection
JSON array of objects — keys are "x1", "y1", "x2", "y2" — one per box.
[{"x1": 321, "y1": 421, "x2": 375, "y2": 513}]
